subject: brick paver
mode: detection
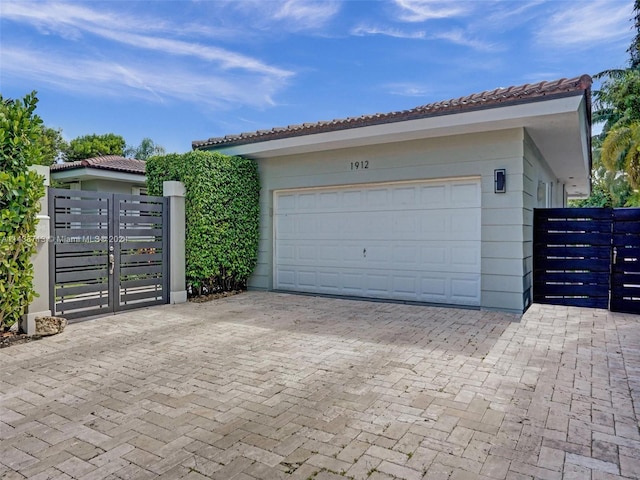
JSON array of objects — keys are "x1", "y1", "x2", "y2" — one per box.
[{"x1": 1, "y1": 292, "x2": 639, "y2": 479}]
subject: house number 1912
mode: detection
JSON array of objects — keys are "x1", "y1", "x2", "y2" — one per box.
[{"x1": 350, "y1": 160, "x2": 369, "y2": 170}]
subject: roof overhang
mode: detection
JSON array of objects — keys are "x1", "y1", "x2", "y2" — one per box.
[
  {"x1": 208, "y1": 93, "x2": 591, "y2": 197},
  {"x1": 50, "y1": 167, "x2": 146, "y2": 184}
]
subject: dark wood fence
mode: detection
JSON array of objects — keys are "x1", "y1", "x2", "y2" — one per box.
[
  {"x1": 534, "y1": 207, "x2": 640, "y2": 314},
  {"x1": 534, "y1": 208, "x2": 611, "y2": 309}
]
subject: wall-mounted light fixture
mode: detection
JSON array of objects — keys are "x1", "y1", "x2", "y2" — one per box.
[{"x1": 494, "y1": 169, "x2": 506, "y2": 193}]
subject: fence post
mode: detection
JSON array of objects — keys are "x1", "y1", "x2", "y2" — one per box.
[
  {"x1": 163, "y1": 181, "x2": 187, "y2": 304},
  {"x1": 21, "y1": 165, "x2": 52, "y2": 334}
]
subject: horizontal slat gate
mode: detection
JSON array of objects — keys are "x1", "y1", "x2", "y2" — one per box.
[
  {"x1": 50, "y1": 189, "x2": 169, "y2": 320},
  {"x1": 611, "y1": 208, "x2": 640, "y2": 314},
  {"x1": 533, "y1": 208, "x2": 612, "y2": 309},
  {"x1": 49, "y1": 190, "x2": 113, "y2": 319},
  {"x1": 114, "y1": 194, "x2": 168, "y2": 312}
]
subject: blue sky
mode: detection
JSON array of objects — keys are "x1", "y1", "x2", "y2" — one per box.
[{"x1": 0, "y1": 0, "x2": 635, "y2": 155}]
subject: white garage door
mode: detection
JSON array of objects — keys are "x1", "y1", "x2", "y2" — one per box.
[{"x1": 274, "y1": 178, "x2": 481, "y2": 306}]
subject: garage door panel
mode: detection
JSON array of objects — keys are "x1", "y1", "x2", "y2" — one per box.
[
  {"x1": 366, "y1": 274, "x2": 389, "y2": 294},
  {"x1": 392, "y1": 187, "x2": 417, "y2": 207},
  {"x1": 367, "y1": 189, "x2": 389, "y2": 206},
  {"x1": 297, "y1": 270, "x2": 317, "y2": 287},
  {"x1": 278, "y1": 194, "x2": 297, "y2": 210},
  {"x1": 450, "y1": 276, "x2": 481, "y2": 302},
  {"x1": 278, "y1": 240, "x2": 478, "y2": 272},
  {"x1": 451, "y1": 246, "x2": 480, "y2": 267},
  {"x1": 275, "y1": 179, "x2": 481, "y2": 306},
  {"x1": 420, "y1": 185, "x2": 447, "y2": 207},
  {"x1": 451, "y1": 182, "x2": 480, "y2": 206},
  {"x1": 421, "y1": 246, "x2": 448, "y2": 266},
  {"x1": 277, "y1": 269, "x2": 296, "y2": 287},
  {"x1": 393, "y1": 276, "x2": 418, "y2": 297},
  {"x1": 277, "y1": 244, "x2": 296, "y2": 261},
  {"x1": 298, "y1": 245, "x2": 316, "y2": 261},
  {"x1": 421, "y1": 277, "x2": 447, "y2": 297},
  {"x1": 393, "y1": 245, "x2": 420, "y2": 264},
  {"x1": 318, "y1": 272, "x2": 340, "y2": 290},
  {"x1": 319, "y1": 191, "x2": 339, "y2": 208}
]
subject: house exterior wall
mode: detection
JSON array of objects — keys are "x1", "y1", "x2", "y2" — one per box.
[
  {"x1": 522, "y1": 129, "x2": 565, "y2": 309},
  {"x1": 68, "y1": 179, "x2": 146, "y2": 194},
  {"x1": 250, "y1": 127, "x2": 531, "y2": 313}
]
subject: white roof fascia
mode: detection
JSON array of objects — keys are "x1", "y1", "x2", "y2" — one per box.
[
  {"x1": 51, "y1": 167, "x2": 145, "y2": 183},
  {"x1": 213, "y1": 95, "x2": 585, "y2": 159}
]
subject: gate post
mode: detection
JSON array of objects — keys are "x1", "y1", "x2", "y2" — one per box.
[
  {"x1": 164, "y1": 181, "x2": 187, "y2": 304},
  {"x1": 21, "y1": 165, "x2": 52, "y2": 334}
]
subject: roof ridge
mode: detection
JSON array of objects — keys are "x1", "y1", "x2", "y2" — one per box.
[
  {"x1": 192, "y1": 74, "x2": 592, "y2": 150},
  {"x1": 50, "y1": 155, "x2": 146, "y2": 174}
]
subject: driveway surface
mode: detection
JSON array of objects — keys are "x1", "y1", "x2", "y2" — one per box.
[{"x1": 1, "y1": 292, "x2": 639, "y2": 480}]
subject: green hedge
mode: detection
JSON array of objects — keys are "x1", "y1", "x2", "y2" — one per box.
[
  {"x1": 0, "y1": 92, "x2": 46, "y2": 328},
  {"x1": 146, "y1": 151, "x2": 260, "y2": 295}
]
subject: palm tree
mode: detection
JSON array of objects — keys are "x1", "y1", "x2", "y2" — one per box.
[
  {"x1": 601, "y1": 122, "x2": 640, "y2": 188},
  {"x1": 592, "y1": 0, "x2": 640, "y2": 199}
]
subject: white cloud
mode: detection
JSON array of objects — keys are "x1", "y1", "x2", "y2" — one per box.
[
  {"x1": 537, "y1": 0, "x2": 633, "y2": 48},
  {"x1": 385, "y1": 82, "x2": 431, "y2": 97},
  {"x1": 0, "y1": 46, "x2": 286, "y2": 109},
  {"x1": 0, "y1": 0, "x2": 294, "y2": 108},
  {"x1": 351, "y1": 25, "x2": 426, "y2": 39},
  {"x1": 431, "y1": 29, "x2": 498, "y2": 52},
  {"x1": 92, "y1": 28, "x2": 291, "y2": 77},
  {"x1": 211, "y1": 0, "x2": 341, "y2": 32},
  {"x1": 273, "y1": 0, "x2": 341, "y2": 30},
  {"x1": 393, "y1": 0, "x2": 469, "y2": 22},
  {"x1": 351, "y1": 24, "x2": 495, "y2": 51},
  {"x1": 0, "y1": 1, "x2": 292, "y2": 77}
]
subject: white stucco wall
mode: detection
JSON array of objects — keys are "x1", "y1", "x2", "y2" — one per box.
[{"x1": 248, "y1": 127, "x2": 533, "y2": 313}]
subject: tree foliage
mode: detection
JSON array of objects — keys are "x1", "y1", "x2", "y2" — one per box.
[
  {"x1": 32, "y1": 126, "x2": 67, "y2": 166},
  {"x1": 124, "y1": 137, "x2": 166, "y2": 160},
  {"x1": 630, "y1": 0, "x2": 640, "y2": 69},
  {"x1": 579, "y1": 1, "x2": 640, "y2": 202},
  {"x1": 146, "y1": 151, "x2": 260, "y2": 295},
  {"x1": 64, "y1": 133, "x2": 126, "y2": 161},
  {"x1": 0, "y1": 92, "x2": 46, "y2": 328}
]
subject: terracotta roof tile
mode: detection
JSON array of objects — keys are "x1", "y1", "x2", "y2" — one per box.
[
  {"x1": 192, "y1": 74, "x2": 592, "y2": 150},
  {"x1": 50, "y1": 155, "x2": 146, "y2": 175}
]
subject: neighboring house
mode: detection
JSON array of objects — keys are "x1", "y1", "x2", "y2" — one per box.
[
  {"x1": 193, "y1": 75, "x2": 592, "y2": 313},
  {"x1": 50, "y1": 155, "x2": 147, "y2": 195}
]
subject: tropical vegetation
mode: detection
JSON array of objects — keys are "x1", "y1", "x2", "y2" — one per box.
[
  {"x1": 0, "y1": 92, "x2": 46, "y2": 328},
  {"x1": 574, "y1": 0, "x2": 640, "y2": 207},
  {"x1": 146, "y1": 151, "x2": 260, "y2": 296}
]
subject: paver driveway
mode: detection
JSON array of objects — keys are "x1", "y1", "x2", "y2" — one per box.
[{"x1": 1, "y1": 292, "x2": 640, "y2": 480}]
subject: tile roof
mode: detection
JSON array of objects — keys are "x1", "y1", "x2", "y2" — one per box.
[
  {"x1": 50, "y1": 155, "x2": 146, "y2": 175},
  {"x1": 193, "y1": 74, "x2": 592, "y2": 150}
]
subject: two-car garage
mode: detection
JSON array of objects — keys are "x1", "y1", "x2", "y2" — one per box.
[
  {"x1": 274, "y1": 178, "x2": 481, "y2": 306},
  {"x1": 194, "y1": 75, "x2": 594, "y2": 312}
]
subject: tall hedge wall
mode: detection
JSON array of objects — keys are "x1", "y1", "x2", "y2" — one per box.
[
  {"x1": 146, "y1": 151, "x2": 260, "y2": 295},
  {"x1": 0, "y1": 92, "x2": 46, "y2": 328}
]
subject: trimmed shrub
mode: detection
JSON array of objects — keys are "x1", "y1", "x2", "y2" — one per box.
[
  {"x1": 146, "y1": 151, "x2": 260, "y2": 295},
  {"x1": 0, "y1": 92, "x2": 46, "y2": 328}
]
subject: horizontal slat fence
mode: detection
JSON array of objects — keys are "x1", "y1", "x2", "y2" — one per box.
[
  {"x1": 611, "y1": 208, "x2": 640, "y2": 314},
  {"x1": 533, "y1": 208, "x2": 612, "y2": 309}
]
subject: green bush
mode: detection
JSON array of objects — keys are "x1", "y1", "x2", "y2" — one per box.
[
  {"x1": 0, "y1": 92, "x2": 46, "y2": 328},
  {"x1": 146, "y1": 150, "x2": 260, "y2": 295}
]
